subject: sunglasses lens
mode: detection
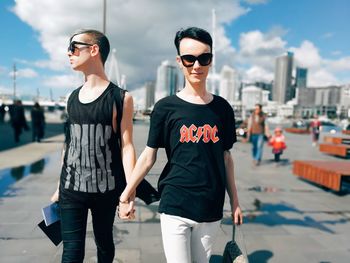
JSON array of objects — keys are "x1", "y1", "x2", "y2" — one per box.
[
  {"x1": 198, "y1": 53, "x2": 212, "y2": 66},
  {"x1": 180, "y1": 53, "x2": 212, "y2": 67},
  {"x1": 181, "y1": 55, "x2": 196, "y2": 67},
  {"x1": 68, "y1": 42, "x2": 75, "y2": 53}
]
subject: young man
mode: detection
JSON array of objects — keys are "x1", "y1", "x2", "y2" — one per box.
[
  {"x1": 246, "y1": 103, "x2": 270, "y2": 166},
  {"x1": 50, "y1": 29, "x2": 135, "y2": 263},
  {"x1": 119, "y1": 27, "x2": 243, "y2": 263}
]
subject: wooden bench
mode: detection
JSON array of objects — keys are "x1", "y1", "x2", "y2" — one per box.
[
  {"x1": 293, "y1": 160, "x2": 350, "y2": 191},
  {"x1": 323, "y1": 135, "x2": 350, "y2": 145},
  {"x1": 319, "y1": 143, "x2": 350, "y2": 157},
  {"x1": 285, "y1": 127, "x2": 310, "y2": 134},
  {"x1": 343, "y1": 130, "x2": 350, "y2": 135},
  {"x1": 320, "y1": 135, "x2": 350, "y2": 157}
]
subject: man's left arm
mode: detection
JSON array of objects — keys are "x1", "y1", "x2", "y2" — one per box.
[{"x1": 224, "y1": 150, "x2": 243, "y2": 225}]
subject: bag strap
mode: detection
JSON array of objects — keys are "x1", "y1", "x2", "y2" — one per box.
[{"x1": 233, "y1": 224, "x2": 249, "y2": 259}]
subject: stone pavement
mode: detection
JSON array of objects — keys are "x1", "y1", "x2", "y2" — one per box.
[{"x1": 0, "y1": 122, "x2": 350, "y2": 263}]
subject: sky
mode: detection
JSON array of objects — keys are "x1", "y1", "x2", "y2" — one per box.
[{"x1": 0, "y1": 0, "x2": 349, "y2": 106}]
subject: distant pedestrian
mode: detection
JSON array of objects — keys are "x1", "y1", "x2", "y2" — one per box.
[
  {"x1": 246, "y1": 104, "x2": 270, "y2": 166},
  {"x1": 9, "y1": 100, "x2": 29, "y2": 143},
  {"x1": 31, "y1": 102, "x2": 45, "y2": 142},
  {"x1": 310, "y1": 114, "x2": 321, "y2": 146},
  {"x1": 0, "y1": 104, "x2": 6, "y2": 123},
  {"x1": 268, "y1": 127, "x2": 286, "y2": 163}
]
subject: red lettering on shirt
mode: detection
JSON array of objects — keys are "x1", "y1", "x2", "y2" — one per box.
[{"x1": 179, "y1": 124, "x2": 220, "y2": 143}]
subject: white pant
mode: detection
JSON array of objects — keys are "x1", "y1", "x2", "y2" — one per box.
[{"x1": 160, "y1": 213, "x2": 221, "y2": 263}]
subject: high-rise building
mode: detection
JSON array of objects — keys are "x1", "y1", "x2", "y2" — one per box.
[
  {"x1": 296, "y1": 67, "x2": 308, "y2": 88},
  {"x1": 273, "y1": 52, "x2": 293, "y2": 103},
  {"x1": 254, "y1": 81, "x2": 273, "y2": 101},
  {"x1": 155, "y1": 60, "x2": 179, "y2": 102},
  {"x1": 219, "y1": 65, "x2": 240, "y2": 104},
  {"x1": 145, "y1": 81, "x2": 155, "y2": 110}
]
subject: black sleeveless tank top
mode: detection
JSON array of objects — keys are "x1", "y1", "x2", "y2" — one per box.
[{"x1": 60, "y1": 82, "x2": 124, "y2": 194}]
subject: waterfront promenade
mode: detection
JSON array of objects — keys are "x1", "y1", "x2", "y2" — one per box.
[{"x1": 0, "y1": 121, "x2": 350, "y2": 263}]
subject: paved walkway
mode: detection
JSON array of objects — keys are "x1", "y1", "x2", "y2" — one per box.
[{"x1": 0, "y1": 122, "x2": 350, "y2": 263}]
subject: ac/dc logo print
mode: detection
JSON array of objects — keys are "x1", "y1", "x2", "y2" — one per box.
[{"x1": 179, "y1": 124, "x2": 219, "y2": 143}]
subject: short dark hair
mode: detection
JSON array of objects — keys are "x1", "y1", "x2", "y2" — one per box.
[
  {"x1": 174, "y1": 27, "x2": 212, "y2": 55},
  {"x1": 70, "y1": 29, "x2": 110, "y2": 65},
  {"x1": 255, "y1": 103, "x2": 262, "y2": 110}
]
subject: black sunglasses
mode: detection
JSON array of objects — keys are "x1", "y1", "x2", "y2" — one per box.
[
  {"x1": 68, "y1": 41, "x2": 93, "y2": 54},
  {"x1": 180, "y1": 53, "x2": 213, "y2": 67}
]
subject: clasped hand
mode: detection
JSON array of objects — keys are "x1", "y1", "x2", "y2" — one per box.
[{"x1": 118, "y1": 201, "x2": 136, "y2": 220}]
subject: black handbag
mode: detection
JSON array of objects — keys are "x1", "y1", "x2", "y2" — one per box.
[{"x1": 222, "y1": 225, "x2": 248, "y2": 263}]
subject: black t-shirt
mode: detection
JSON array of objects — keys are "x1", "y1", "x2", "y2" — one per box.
[{"x1": 147, "y1": 94, "x2": 236, "y2": 222}]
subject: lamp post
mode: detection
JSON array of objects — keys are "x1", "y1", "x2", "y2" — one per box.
[
  {"x1": 103, "y1": 0, "x2": 106, "y2": 34},
  {"x1": 13, "y1": 63, "x2": 17, "y2": 99}
]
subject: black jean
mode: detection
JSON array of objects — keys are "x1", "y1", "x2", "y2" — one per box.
[
  {"x1": 274, "y1": 152, "x2": 281, "y2": 162},
  {"x1": 59, "y1": 189, "x2": 118, "y2": 263}
]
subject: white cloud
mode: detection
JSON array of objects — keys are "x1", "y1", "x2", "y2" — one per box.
[
  {"x1": 19, "y1": 68, "x2": 38, "y2": 78},
  {"x1": 12, "y1": 0, "x2": 248, "y2": 91},
  {"x1": 308, "y1": 69, "x2": 339, "y2": 87},
  {"x1": 325, "y1": 57, "x2": 350, "y2": 72},
  {"x1": 237, "y1": 30, "x2": 287, "y2": 69},
  {"x1": 9, "y1": 68, "x2": 38, "y2": 78},
  {"x1": 244, "y1": 65, "x2": 273, "y2": 83},
  {"x1": 290, "y1": 40, "x2": 322, "y2": 69},
  {"x1": 243, "y1": 0, "x2": 269, "y2": 5}
]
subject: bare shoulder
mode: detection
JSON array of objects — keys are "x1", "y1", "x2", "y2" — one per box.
[{"x1": 123, "y1": 91, "x2": 134, "y2": 108}]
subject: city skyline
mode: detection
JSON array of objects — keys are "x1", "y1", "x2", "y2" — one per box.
[{"x1": 0, "y1": 0, "x2": 349, "y2": 105}]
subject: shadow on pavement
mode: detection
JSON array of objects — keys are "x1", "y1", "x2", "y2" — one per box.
[
  {"x1": 248, "y1": 250, "x2": 274, "y2": 263},
  {"x1": 222, "y1": 199, "x2": 349, "y2": 234},
  {"x1": 210, "y1": 250, "x2": 274, "y2": 263}
]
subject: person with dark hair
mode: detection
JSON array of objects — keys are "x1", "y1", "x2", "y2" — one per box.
[
  {"x1": 9, "y1": 100, "x2": 29, "y2": 143},
  {"x1": 310, "y1": 114, "x2": 321, "y2": 146},
  {"x1": 31, "y1": 102, "x2": 45, "y2": 142},
  {"x1": 0, "y1": 104, "x2": 5, "y2": 123},
  {"x1": 246, "y1": 103, "x2": 270, "y2": 166},
  {"x1": 50, "y1": 29, "x2": 136, "y2": 263},
  {"x1": 119, "y1": 26, "x2": 243, "y2": 263}
]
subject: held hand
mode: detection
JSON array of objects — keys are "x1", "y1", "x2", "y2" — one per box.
[
  {"x1": 50, "y1": 188, "x2": 59, "y2": 203},
  {"x1": 118, "y1": 200, "x2": 136, "y2": 220},
  {"x1": 232, "y1": 205, "x2": 243, "y2": 225}
]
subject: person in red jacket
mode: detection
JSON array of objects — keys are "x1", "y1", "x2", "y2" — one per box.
[
  {"x1": 310, "y1": 114, "x2": 321, "y2": 146},
  {"x1": 268, "y1": 127, "x2": 286, "y2": 163}
]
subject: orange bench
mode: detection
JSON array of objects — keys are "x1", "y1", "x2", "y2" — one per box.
[
  {"x1": 319, "y1": 143, "x2": 350, "y2": 157},
  {"x1": 293, "y1": 160, "x2": 350, "y2": 191},
  {"x1": 285, "y1": 127, "x2": 310, "y2": 134},
  {"x1": 323, "y1": 136, "x2": 350, "y2": 145}
]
